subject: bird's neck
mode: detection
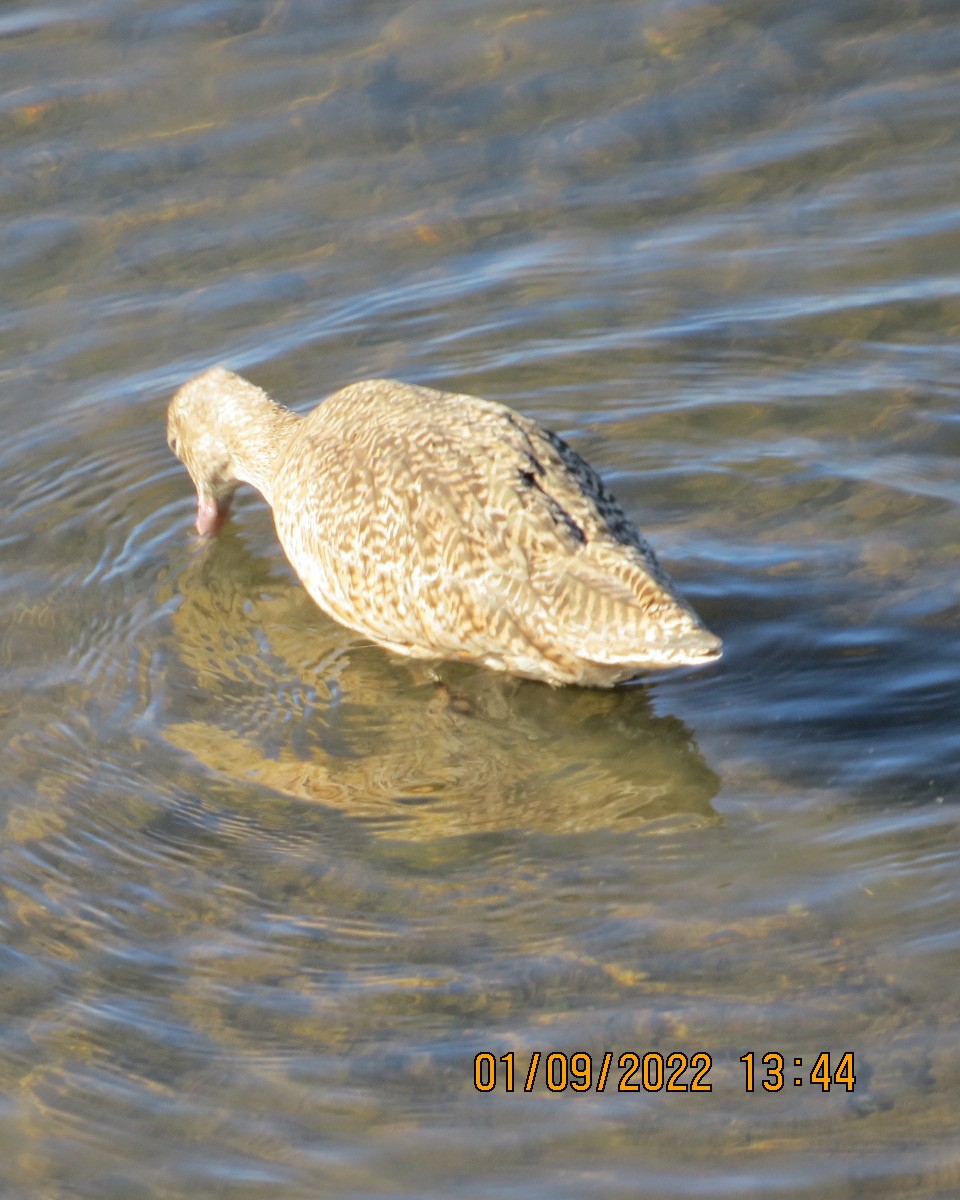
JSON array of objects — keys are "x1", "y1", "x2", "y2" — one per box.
[{"x1": 230, "y1": 397, "x2": 302, "y2": 506}]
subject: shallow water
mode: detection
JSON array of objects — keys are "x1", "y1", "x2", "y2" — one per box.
[{"x1": 2, "y1": 0, "x2": 960, "y2": 1196}]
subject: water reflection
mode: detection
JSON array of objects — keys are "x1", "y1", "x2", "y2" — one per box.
[
  {"x1": 164, "y1": 529, "x2": 720, "y2": 838},
  {"x1": 2, "y1": 0, "x2": 960, "y2": 1193}
]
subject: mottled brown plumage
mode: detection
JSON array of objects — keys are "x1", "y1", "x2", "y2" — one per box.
[{"x1": 167, "y1": 367, "x2": 721, "y2": 686}]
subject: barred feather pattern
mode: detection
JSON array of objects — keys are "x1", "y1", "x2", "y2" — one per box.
[{"x1": 167, "y1": 368, "x2": 721, "y2": 686}]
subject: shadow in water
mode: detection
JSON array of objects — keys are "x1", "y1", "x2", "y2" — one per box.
[{"x1": 160, "y1": 528, "x2": 720, "y2": 839}]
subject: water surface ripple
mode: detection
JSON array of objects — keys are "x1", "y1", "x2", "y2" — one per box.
[{"x1": 1, "y1": 1, "x2": 959, "y2": 1197}]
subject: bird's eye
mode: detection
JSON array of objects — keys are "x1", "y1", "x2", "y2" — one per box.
[{"x1": 168, "y1": 435, "x2": 180, "y2": 456}]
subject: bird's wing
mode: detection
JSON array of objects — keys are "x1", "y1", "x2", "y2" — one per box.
[{"x1": 276, "y1": 393, "x2": 699, "y2": 666}]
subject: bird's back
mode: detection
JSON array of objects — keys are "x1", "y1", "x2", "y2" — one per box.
[{"x1": 270, "y1": 379, "x2": 719, "y2": 685}]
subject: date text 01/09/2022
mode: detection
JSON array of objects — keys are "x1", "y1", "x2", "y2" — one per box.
[{"x1": 473, "y1": 1051, "x2": 857, "y2": 1094}]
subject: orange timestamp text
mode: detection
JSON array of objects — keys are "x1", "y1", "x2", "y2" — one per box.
[{"x1": 473, "y1": 1050, "x2": 856, "y2": 1093}]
